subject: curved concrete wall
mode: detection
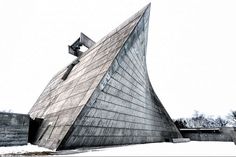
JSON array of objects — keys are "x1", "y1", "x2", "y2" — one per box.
[
  {"x1": 58, "y1": 5, "x2": 181, "y2": 150},
  {"x1": 29, "y1": 4, "x2": 181, "y2": 150}
]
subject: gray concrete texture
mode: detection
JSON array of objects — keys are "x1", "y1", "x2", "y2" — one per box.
[
  {"x1": 29, "y1": 4, "x2": 182, "y2": 150},
  {"x1": 0, "y1": 112, "x2": 29, "y2": 146},
  {"x1": 172, "y1": 138, "x2": 190, "y2": 143},
  {"x1": 180, "y1": 127, "x2": 235, "y2": 142}
]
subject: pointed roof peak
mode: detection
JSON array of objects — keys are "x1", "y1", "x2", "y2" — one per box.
[
  {"x1": 79, "y1": 3, "x2": 151, "y2": 59},
  {"x1": 29, "y1": 3, "x2": 162, "y2": 150},
  {"x1": 113, "y1": 3, "x2": 151, "y2": 34}
]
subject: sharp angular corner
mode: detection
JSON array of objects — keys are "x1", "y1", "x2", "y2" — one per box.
[{"x1": 28, "y1": 4, "x2": 182, "y2": 150}]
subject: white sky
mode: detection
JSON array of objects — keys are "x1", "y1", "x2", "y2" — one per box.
[{"x1": 0, "y1": 0, "x2": 235, "y2": 119}]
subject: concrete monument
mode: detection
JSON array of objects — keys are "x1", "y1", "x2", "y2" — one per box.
[{"x1": 29, "y1": 4, "x2": 182, "y2": 150}]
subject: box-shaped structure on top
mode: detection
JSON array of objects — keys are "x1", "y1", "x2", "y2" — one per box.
[{"x1": 29, "y1": 4, "x2": 182, "y2": 150}]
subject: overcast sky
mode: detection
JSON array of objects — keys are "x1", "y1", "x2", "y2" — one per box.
[{"x1": 0, "y1": 0, "x2": 235, "y2": 119}]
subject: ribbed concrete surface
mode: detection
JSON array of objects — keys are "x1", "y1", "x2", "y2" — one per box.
[
  {"x1": 29, "y1": 4, "x2": 181, "y2": 150},
  {"x1": 0, "y1": 112, "x2": 29, "y2": 146}
]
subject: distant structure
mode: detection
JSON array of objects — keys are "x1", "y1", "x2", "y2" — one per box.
[
  {"x1": 29, "y1": 4, "x2": 182, "y2": 150},
  {"x1": 0, "y1": 112, "x2": 29, "y2": 147},
  {"x1": 180, "y1": 128, "x2": 236, "y2": 143}
]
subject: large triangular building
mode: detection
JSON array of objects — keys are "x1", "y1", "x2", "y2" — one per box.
[{"x1": 29, "y1": 4, "x2": 182, "y2": 150}]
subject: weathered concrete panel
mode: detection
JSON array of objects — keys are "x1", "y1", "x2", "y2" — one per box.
[
  {"x1": 180, "y1": 128, "x2": 235, "y2": 142},
  {"x1": 0, "y1": 112, "x2": 29, "y2": 146},
  {"x1": 172, "y1": 138, "x2": 190, "y2": 143},
  {"x1": 58, "y1": 4, "x2": 181, "y2": 150},
  {"x1": 29, "y1": 3, "x2": 181, "y2": 150}
]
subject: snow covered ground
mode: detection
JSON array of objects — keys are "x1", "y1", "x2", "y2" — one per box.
[
  {"x1": 0, "y1": 143, "x2": 52, "y2": 155},
  {"x1": 0, "y1": 141, "x2": 236, "y2": 156},
  {"x1": 60, "y1": 141, "x2": 236, "y2": 156}
]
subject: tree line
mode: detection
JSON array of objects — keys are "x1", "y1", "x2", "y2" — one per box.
[{"x1": 174, "y1": 110, "x2": 236, "y2": 128}]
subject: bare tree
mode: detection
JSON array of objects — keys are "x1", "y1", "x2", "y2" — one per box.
[
  {"x1": 230, "y1": 111, "x2": 236, "y2": 120},
  {"x1": 174, "y1": 118, "x2": 188, "y2": 128},
  {"x1": 0, "y1": 109, "x2": 13, "y2": 113},
  {"x1": 177, "y1": 111, "x2": 229, "y2": 128},
  {"x1": 190, "y1": 111, "x2": 211, "y2": 128},
  {"x1": 214, "y1": 116, "x2": 228, "y2": 127},
  {"x1": 227, "y1": 110, "x2": 236, "y2": 126}
]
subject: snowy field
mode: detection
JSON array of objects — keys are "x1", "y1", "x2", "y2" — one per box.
[
  {"x1": 0, "y1": 141, "x2": 236, "y2": 156},
  {"x1": 0, "y1": 143, "x2": 52, "y2": 155}
]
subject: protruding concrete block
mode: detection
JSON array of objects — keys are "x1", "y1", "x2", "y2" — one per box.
[{"x1": 172, "y1": 138, "x2": 191, "y2": 143}]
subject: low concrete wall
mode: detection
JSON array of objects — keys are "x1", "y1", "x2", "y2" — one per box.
[
  {"x1": 0, "y1": 112, "x2": 30, "y2": 146},
  {"x1": 180, "y1": 127, "x2": 235, "y2": 142}
]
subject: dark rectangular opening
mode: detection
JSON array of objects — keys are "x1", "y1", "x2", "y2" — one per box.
[
  {"x1": 61, "y1": 59, "x2": 79, "y2": 81},
  {"x1": 61, "y1": 64, "x2": 75, "y2": 80},
  {"x1": 28, "y1": 118, "x2": 44, "y2": 143}
]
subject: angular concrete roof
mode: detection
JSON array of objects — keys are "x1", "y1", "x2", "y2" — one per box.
[{"x1": 29, "y1": 3, "x2": 181, "y2": 150}]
